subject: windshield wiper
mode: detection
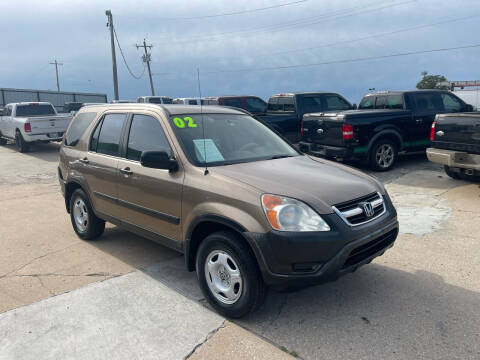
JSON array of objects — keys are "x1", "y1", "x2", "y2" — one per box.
[{"x1": 267, "y1": 154, "x2": 295, "y2": 160}]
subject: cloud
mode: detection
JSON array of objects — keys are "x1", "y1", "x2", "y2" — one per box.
[{"x1": 0, "y1": 0, "x2": 479, "y2": 102}]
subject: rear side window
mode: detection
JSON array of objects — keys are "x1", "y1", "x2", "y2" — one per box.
[
  {"x1": 188, "y1": 100, "x2": 198, "y2": 105},
  {"x1": 302, "y1": 96, "x2": 324, "y2": 113},
  {"x1": 413, "y1": 93, "x2": 443, "y2": 112},
  {"x1": 375, "y1": 96, "x2": 386, "y2": 109},
  {"x1": 359, "y1": 97, "x2": 374, "y2": 109},
  {"x1": 127, "y1": 114, "x2": 172, "y2": 161},
  {"x1": 95, "y1": 113, "x2": 126, "y2": 156},
  {"x1": 245, "y1": 97, "x2": 267, "y2": 113},
  {"x1": 385, "y1": 95, "x2": 404, "y2": 109},
  {"x1": 65, "y1": 112, "x2": 97, "y2": 147},
  {"x1": 324, "y1": 95, "x2": 351, "y2": 111},
  {"x1": 223, "y1": 98, "x2": 243, "y2": 108}
]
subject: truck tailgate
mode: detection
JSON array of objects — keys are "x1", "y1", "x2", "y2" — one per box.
[
  {"x1": 433, "y1": 113, "x2": 480, "y2": 154},
  {"x1": 28, "y1": 116, "x2": 72, "y2": 136},
  {"x1": 302, "y1": 113, "x2": 344, "y2": 146}
]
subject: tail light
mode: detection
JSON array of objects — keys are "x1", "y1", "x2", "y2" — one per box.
[
  {"x1": 300, "y1": 120, "x2": 304, "y2": 137},
  {"x1": 430, "y1": 121, "x2": 436, "y2": 141},
  {"x1": 342, "y1": 124, "x2": 354, "y2": 140},
  {"x1": 24, "y1": 123, "x2": 31, "y2": 133}
]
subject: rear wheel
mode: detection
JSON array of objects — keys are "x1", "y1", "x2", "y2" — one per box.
[
  {"x1": 69, "y1": 189, "x2": 105, "y2": 240},
  {"x1": 369, "y1": 139, "x2": 398, "y2": 171},
  {"x1": 196, "y1": 231, "x2": 266, "y2": 318},
  {"x1": 0, "y1": 133, "x2": 6, "y2": 145},
  {"x1": 444, "y1": 165, "x2": 461, "y2": 180},
  {"x1": 15, "y1": 131, "x2": 29, "y2": 153}
]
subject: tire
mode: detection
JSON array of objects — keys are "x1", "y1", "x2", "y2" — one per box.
[
  {"x1": 458, "y1": 171, "x2": 480, "y2": 183},
  {"x1": 369, "y1": 139, "x2": 398, "y2": 171},
  {"x1": 0, "y1": 135, "x2": 6, "y2": 145},
  {"x1": 15, "y1": 131, "x2": 29, "y2": 153},
  {"x1": 69, "y1": 188, "x2": 105, "y2": 240},
  {"x1": 444, "y1": 165, "x2": 461, "y2": 180},
  {"x1": 196, "y1": 230, "x2": 266, "y2": 318}
]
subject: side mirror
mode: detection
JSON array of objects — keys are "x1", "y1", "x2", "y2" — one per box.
[
  {"x1": 141, "y1": 151, "x2": 178, "y2": 172},
  {"x1": 352, "y1": 104, "x2": 358, "y2": 110},
  {"x1": 465, "y1": 104, "x2": 474, "y2": 112}
]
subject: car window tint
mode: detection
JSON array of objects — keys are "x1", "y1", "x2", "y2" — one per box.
[
  {"x1": 413, "y1": 93, "x2": 444, "y2": 111},
  {"x1": 385, "y1": 95, "x2": 404, "y2": 109},
  {"x1": 65, "y1": 112, "x2": 97, "y2": 147},
  {"x1": 375, "y1": 96, "x2": 386, "y2": 109},
  {"x1": 89, "y1": 119, "x2": 102, "y2": 151},
  {"x1": 441, "y1": 93, "x2": 462, "y2": 112},
  {"x1": 302, "y1": 96, "x2": 324, "y2": 113},
  {"x1": 127, "y1": 114, "x2": 172, "y2": 161},
  {"x1": 245, "y1": 97, "x2": 267, "y2": 113},
  {"x1": 359, "y1": 97, "x2": 374, "y2": 109},
  {"x1": 96, "y1": 113, "x2": 126, "y2": 156},
  {"x1": 324, "y1": 95, "x2": 351, "y2": 111},
  {"x1": 278, "y1": 97, "x2": 295, "y2": 112},
  {"x1": 223, "y1": 98, "x2": 243, "y2": 108},
  {"x1": 188, "y1": 100, "x2": 198, "y2": 105}
]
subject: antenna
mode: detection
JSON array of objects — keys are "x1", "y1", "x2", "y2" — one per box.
[{"x1": 197, "y1": 68, "x2": 208, "y2": 175}]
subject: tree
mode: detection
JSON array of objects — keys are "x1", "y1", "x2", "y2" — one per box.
[{"x1": 416, "y1": 72, "x2": 448, "y2": 90}]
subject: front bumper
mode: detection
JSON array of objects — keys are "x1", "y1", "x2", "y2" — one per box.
[
  {"x1": 427, "y1": 147, "x2": 480, "y2": 171},
  {"x1": 24, "y1": 132, "x2": 64, "y2": 142},
  {"x1": 299, "y1": 142, "x2": 353, "y2": 159},
  {"x1": 243, "y1": 195, "x2": 398, "y2": 288}
]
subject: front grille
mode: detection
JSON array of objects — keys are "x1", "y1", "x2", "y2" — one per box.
[
  {"x1": 342, "y1": 229, "x2": 397, "y2": 269},
  {"x1": 333, "y1": 192, "x2": 385, "y2": 226}
]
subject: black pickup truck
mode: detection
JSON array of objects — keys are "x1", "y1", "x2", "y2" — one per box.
[
  {"x1": 427, "y1": 113, "x2": 480, "y2": 181},
  {"x1": 299, "y1": 90, "x2": 474, "y2": 171},
  {"x1": 257, "y1": 92, "x2": 354, "y2": 142}
]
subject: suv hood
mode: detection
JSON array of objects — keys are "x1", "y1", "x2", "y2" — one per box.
[{"x1": 214, "y1": 155, "x2": 383, "y2": 214}]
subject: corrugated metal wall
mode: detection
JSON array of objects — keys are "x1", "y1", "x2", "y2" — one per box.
[{"x1": 0, "y1": 88, "x2": 107, "y2": 112}]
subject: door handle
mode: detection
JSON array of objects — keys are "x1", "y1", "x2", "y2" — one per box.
[
  {"x1": 79, "y1": 157, "x2": 89, "y2": 164},
  {"x1": 415, "y1": 119, "x2": 423, "y2": 124},
  {"x1": 120, "y1": 167, "x2": 133, "y2": 175}
]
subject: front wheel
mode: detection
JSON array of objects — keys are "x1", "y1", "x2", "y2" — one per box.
[
  {"x1": 69, "y1": 189, "x2": 105, "y2": 240},
  {"x1": 369, "y1": 139, "x2": 398, "y2": 171},
  {"x1": 196, "y1": 231, "x2": 266, "y2": 318},
  {"x1": 15, "y1": 131, "x2": 29, "y2": 153}
]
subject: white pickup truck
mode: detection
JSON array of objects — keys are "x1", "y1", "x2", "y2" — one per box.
[{"x1": 0, "y1": 102, "x2": 72, "y2": 152}]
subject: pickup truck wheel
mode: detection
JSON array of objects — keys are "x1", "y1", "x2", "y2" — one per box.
[
  {"x1": 369, "y1": 139, "x2": 398, "y2": 171},
  {"x1": 196, "y1": 231, "x2": 266, "y2": 318},
  {"x1": 444, "y1": 166, "x2": 461, "y2": 180},
  {"x1": 69, "y1": 189, "x2": 105, "y2": 240},
  {"x1": 15, "y1": 131, "x2": 29, "y2": 153},
  {"x1": 0, "y1": 135, "x2": 6, "y2": 145}
]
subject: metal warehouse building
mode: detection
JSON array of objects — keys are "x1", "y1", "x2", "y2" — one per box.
[{"x1": 0, "y1": 88, "x2": 107, "y2": 112}]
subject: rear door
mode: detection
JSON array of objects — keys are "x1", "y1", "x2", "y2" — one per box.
[
  {"x1": 83, "y1": 112, "x2": 128, "y2": 218},
  {"x1": 409, "y1": 92, "x2": 443, "y2": 149},
  {"x1": 116, "y1": 113, "x2": 184, "y2": 243}
]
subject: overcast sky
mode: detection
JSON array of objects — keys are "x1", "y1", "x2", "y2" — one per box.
[{"x1": 0, "y1": 0, "x2": 479, "y2": 103}]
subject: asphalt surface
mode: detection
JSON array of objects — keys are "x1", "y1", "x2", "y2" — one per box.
[{"x1": 1, "y1": 141, "x2": 479, "y2": 360}]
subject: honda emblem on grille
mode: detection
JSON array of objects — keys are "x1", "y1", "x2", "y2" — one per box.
[{"x1": 361, "y1": 202, "x2": 374, "y2": 218}]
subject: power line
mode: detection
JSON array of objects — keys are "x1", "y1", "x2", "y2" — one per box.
[
  {"x1": 229, "y1": 13, "x2": 480, "y2": 60},
  {"x1": 162, "y1": 0, "x2": 413, "y2": 44},
  {"x1": 203, "y1": 43, "x2": 480, "y2": 74},
  {"x1": 112, "y1": 25, "x2": 146, "y2": 80},
  {"x1": 156, "y1": 0, "x2": 309, "y2": 20}
]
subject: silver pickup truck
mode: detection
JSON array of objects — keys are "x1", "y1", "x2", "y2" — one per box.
[{"x1": 0, "y1": 102, "x2": 72, "y2": 152}]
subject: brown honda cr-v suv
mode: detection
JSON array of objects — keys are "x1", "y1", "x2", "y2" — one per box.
[{"x1": 58, "y1": 104, "x2": 398, "y2": 318}]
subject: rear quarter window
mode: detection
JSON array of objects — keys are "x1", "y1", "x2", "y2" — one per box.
[{"x1": 64, "y1": 112, "x2": 97, "y2": 147}]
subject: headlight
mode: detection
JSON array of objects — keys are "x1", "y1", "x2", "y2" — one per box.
[{"x1": 261, "y1": 194, "x2": 330, "y2": 232}]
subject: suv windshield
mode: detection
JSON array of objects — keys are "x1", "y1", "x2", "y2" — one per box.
[
  {"x1": 16, "y1": 104, "x2": 56, "y2": 116},
  {"x1": 170, "y1": 114, "x2": 299, "y2": 166}
]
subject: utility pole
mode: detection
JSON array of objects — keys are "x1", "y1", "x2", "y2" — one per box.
[
  {"x1": 106, "y1": 10, "x2": 119, "y2": 100},
  {"x1": 136, "y1": 39, "x2": 155, "y2": 96},
  {"x1": 49, "y1": 59, "x2": 63, "y2": 92}
]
